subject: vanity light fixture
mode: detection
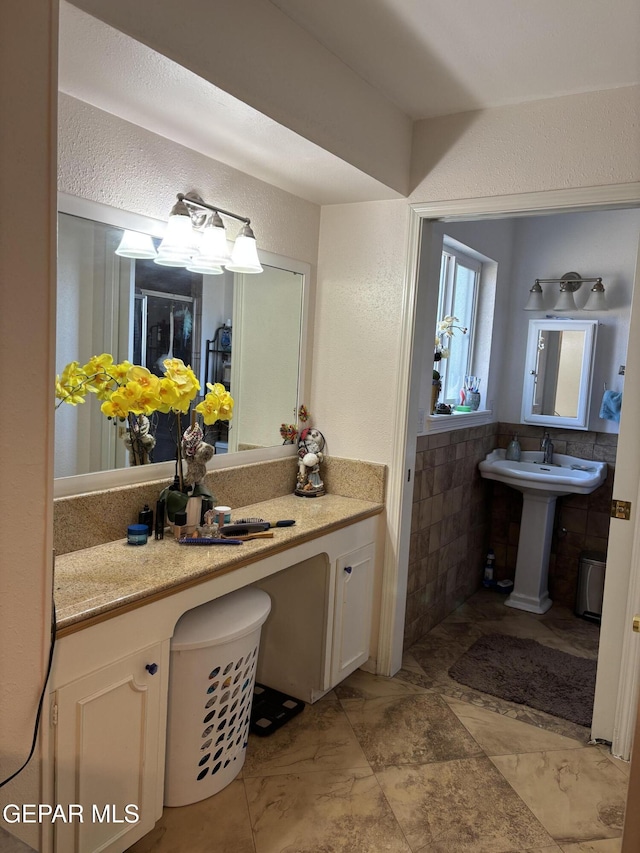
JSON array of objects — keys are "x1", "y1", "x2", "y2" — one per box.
[
  {"x1": 155, "y1": 191, "x2": 263, "y2": 274},
  {"x1": 524, "y1": 271, "x2": 607, "y2": 312}
]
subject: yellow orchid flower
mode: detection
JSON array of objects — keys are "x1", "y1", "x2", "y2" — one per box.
[
  {"x1": 100, "y1": 391, "x2": 130, "y2": 419},
  {"x1": 111, "y1": 360, "x2": 133, "y2": 383},
  {"x1": 155, "y1": 377, "x2": 181, "y2": 413},
  {"x1": 55, "y1": 361, "x2": 89, "y2": 405},
  {"x1": 195, "y1": 382, "x2": 234, "y2": 425}
]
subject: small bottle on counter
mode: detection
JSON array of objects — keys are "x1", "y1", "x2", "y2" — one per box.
[
  {"x1": 155, "y1": 498, "x2": 166, "y2": 540},
  {"x1": 505, "y1": 434, "x2": 521, "y2": 461},
  {"x1": 138, "y1": 504, "x2": 153, "y2": 536},
  {"x1": 173, "y1": 510, "x2": 188, "y2": 540}
]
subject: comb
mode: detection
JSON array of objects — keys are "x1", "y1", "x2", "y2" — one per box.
[
  {"x1": 220, "y1": 529, "x2": 274, "y2": 541},
  {"x1": 233, "y1": 518, "x2": 296, "y2": 528},
  {"x1": 177, "y1": 538, "x2": 243, "y2": 545}
]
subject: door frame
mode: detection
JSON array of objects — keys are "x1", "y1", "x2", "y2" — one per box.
[{"x1": 381, "y1": 181, "x2": 640, "y2": 751}]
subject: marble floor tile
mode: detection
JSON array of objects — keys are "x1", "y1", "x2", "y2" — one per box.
[
  {"x1": 541, "y1": 611, "x2": 601, "y2": 658},
  {"x1": 377, "y1": 755, "x2": 556, "y2": 852},
  {"x1": 471, "y1": 614, "x2": 574, "y2": 646},
  {"x1": 490, "y1": 748, "x2": 627, "y2": 844},
  {"x1": 407, "y1": 631, "x2": 472, "y2": 688},
  {"x1": 595, "y1": 744, "x2": 631, "y2": 777},
  {"x1": 245, "y1": 768, "x2": 412, "y2": 853},
  {"x1": 341, "y1": 692, "x2": 482, "y2": 769},
  {"x1": 126, "y1": 778, "x2": 254, "y2": 853},
  {"x1": 243, "y1": 694, "x2": 369, "y2": 778},
  {"x1": 408, "y1": 593, "x2": 596, "y2": 743},
  {"x1": 443, "y1": 696, "x2": 587, "y2": 755},
  {"x1": 411, "y1": 642, "x2": 591, "y2": 743},
  {"x1": 128, "y1": 590, "x2": 626, "y2": 852},
  {"x1": 559, "y1": 840, "x2": 622, "y2": 852},
  {"x1": 334, "y1": 662, "x2": 431, "y2": 701}
]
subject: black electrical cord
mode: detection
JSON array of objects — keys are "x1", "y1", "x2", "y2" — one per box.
[{"x1": 0, "y1": 600, "x2": 56, "y2": 789}]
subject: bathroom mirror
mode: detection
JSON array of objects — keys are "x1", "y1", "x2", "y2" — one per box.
[
  {"x1": 521, "y1": 318, "x2": 598, "y2": 430},
  {"x1": 55, "y1": 195, "x2": 308, "y2": 487}
]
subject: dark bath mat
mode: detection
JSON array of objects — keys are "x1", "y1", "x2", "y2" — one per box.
[{"x1": 448, "y1": 634, "x2": 597, "y2": 727}]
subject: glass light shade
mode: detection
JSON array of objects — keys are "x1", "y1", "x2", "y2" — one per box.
[
  {"x1": 524, "y1": 284, "x2": 545, "y2": 311},
  {"x1": 188, "y1": 215, "x2": 230, "y2": 269},
  {"x1": 583, "y1": 283, "x2": 608, "y2": 311},
  {"x1": 553, "y1": 287, "x2": 578, "y2": 311},
  {"x1": 115, "y1": 230, "x2": 158, "y2": 259},
  {"x1": 186, "y1": 259, "x2": 224, "y2": 275},
  {"x1": 225, "y1": 225, "x2": 263, "y2": 274},
  {"x1": 154, "y1": 213, "x2": 199, "y2": 267}
]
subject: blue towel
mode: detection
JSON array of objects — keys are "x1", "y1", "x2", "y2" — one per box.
[{"x1": 599, "y1": 390, "x2": 622, "y2": 422}]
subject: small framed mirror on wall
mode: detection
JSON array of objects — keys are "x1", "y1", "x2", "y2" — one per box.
[{"x1": 521, "y1": 318, "x2": 598, "y2": 430}]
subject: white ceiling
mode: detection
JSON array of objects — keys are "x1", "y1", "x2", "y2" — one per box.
[{"x1": 59, "y1": 0, "x2": 640, "y2": 206}]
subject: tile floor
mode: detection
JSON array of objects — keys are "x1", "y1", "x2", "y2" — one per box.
[{"x1": 128, "y1": 590, "x2": 630, "y2": 853}]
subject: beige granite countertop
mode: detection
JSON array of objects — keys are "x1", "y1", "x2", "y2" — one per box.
[{"x1": 54, "y1": 494, "x2": 383, "y2": 635}]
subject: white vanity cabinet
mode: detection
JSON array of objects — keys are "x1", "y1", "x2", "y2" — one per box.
[
  {"x1": 331, "y1": 543, "x2": 375, "y2": 685},
  {"x1": 45, "y1": 621, "x2": 171, "y2": 853},
  {"x1": 47, "y1": 505, "x2": 381, "y2": 853},
  {"x1": 51, "y1": 640, "x2": 169, "y2": 853}
]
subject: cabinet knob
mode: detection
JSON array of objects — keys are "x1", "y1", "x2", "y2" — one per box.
[
  {"x1": 145, "y1": 663, "x2": 158, "y2": 675},
  {"x1": 633, "y1": 615, "x2": 640, "y2": 634},
  {"x1": 344, "y1": 566, "x2": 352, "y2": 575}
]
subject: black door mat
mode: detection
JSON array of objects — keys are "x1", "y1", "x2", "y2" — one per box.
[{"x1": 250, "y1": 683, "x2": 305, "y2": 736}]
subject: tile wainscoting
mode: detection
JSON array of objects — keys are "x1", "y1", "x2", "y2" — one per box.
[
  {"x1": 405, "y1": 423, "x2": 497, "y2": 648},
  {"x1": 405, "y1": 421, "x2": 617, "y2": 649}
]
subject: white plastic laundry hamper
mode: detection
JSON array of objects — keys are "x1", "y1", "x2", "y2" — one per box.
[{"x1": 164, "y1": 587, "x2": 271, "y2": 806}]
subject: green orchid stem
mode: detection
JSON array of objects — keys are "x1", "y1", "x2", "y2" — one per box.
[{"x1": 176, "y1": 411, "x2": 184, "y2": 492}]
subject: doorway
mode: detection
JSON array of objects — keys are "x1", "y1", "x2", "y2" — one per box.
[{"x1": 386, "y1": 184, "x2": 640, "y2": 758}]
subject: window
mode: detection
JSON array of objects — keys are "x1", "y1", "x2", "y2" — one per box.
[{"x1": 436, "y1": 245, "x2": 481, "y2": 405}]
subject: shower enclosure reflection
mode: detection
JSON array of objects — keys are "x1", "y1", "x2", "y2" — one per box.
[{"x1": 55, "y1": 208, "x2": 306, "y2": 479}]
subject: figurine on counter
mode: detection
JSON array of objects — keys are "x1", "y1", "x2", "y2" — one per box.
[{"x1": 295, "y1": 427, "x2": 326, "y2": 497}]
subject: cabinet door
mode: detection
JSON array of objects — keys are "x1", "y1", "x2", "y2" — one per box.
[
  {"x1": 331, "y1": 544, "x2": 375, "y2": 685},
  {"x1": 54, "y1": 642, "x2": 167, "y2": 853}
]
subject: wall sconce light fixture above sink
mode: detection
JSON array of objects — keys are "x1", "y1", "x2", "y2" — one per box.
[{"x1": 479, "y1": 449, "x2": 607, "y2": 615}]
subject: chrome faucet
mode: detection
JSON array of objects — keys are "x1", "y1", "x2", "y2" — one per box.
[{"x1": 540, "y1": 431, "x2": 554, "y2": 464}]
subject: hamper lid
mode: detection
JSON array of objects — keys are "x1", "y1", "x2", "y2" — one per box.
[{"x1": 171, "y1": 587, "x2": 271, "y2": 650}]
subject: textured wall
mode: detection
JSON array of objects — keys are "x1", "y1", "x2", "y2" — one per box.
[
  {"x1": 498, "y1": 208, "x2": 640, "y2": 431},
  {"x1": 313, "y1": 200, "x2": 410, "y2": 464},
  {"x1": 410, "y1": 86, "x2": 640, "y2": 200}
]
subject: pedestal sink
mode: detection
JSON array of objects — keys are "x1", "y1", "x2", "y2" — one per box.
[{"x1": 479, "y1": 449, "x2": 607, "y2": 614}]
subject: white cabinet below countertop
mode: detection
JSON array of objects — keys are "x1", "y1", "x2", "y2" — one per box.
[
  {"x1": 45, "y1": 513, "x2": 380, "y2": 853},
  {"x1": 53, "y1": 641, "x2": 169, "y2": 853}
]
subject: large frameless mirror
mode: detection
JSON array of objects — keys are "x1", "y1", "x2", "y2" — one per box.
[
  {"x1": 521, "y1": 318, "x2": 598, "y2": 430},
  {"x1": 55, "y1": 197, "x2": 308, "y2": 488}
]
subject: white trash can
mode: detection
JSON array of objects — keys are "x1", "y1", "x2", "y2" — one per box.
[{"x1": 164, "y1": 587, "x2": 271, "y2": 807}]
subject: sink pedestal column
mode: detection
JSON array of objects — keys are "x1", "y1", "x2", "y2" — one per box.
[{"x1": 505, "y1": 492, "x2": 555, "y2": 614}]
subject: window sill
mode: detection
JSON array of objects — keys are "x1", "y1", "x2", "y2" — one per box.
[{"x1": 425, "y1": 409, "x2": 494, "y2": 434}]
